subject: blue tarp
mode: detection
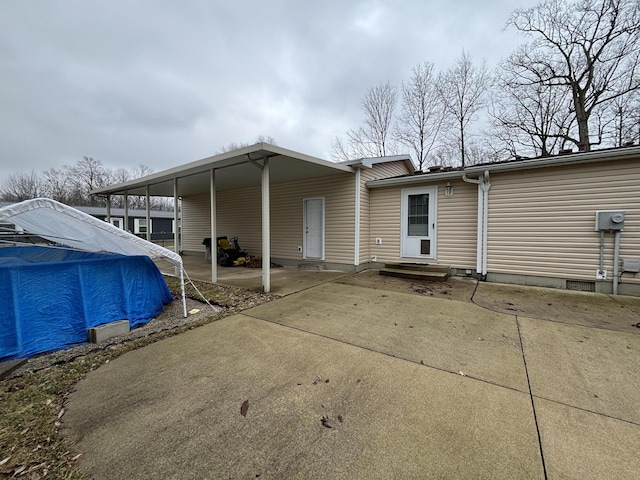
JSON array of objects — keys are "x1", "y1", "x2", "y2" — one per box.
[{"x1": 0, "y1": 245, "x2": 173, "y2": 361}]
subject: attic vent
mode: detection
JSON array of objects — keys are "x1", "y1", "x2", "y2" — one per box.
[
  {"x1": 566, "y1": 280, "x2": 595, "y2": 292},
  {"x1": 559, "y1": 148, "x2": 574, "y2": 155},
  {"x1": 428, "y1": 165, "x2": 442, "y2": 172}
]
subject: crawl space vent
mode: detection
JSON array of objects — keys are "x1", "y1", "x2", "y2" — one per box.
[{"x1": 566, "y1": 280, "x2": 595, "y2": 292}]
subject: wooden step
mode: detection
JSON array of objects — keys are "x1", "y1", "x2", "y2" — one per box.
[
  {"x1": 384, "y1": 263, "x2": 450, "y2": 274},
  {"x1": 379, "y1": 268, "x2": 450, "y2": 281}
]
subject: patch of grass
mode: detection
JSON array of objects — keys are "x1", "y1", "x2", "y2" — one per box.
[
  {"x1": 0, "y1": 278, "x2": 274, "y2": 479},
  {"x1": 165, "y1": 275, "x2": 276, "y2": 309}
]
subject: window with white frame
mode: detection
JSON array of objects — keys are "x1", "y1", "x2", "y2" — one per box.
[
  {"x1": 134, "y1": 218, "x2": 152, "y2": 234},
  {"x1": 109, "y1": 218, "x2": 124, "y2": 229}
]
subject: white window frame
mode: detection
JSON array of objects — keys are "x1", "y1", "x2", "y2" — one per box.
[
  {"x1": 172, "y1": 218, "x2": 181, "y2": 234},
  {"x1": 109, "y1": 217, "x2": 124, "y2": 229},
  {"x1": 134, "y1": 218, "x2": 153, "y2": 235}
]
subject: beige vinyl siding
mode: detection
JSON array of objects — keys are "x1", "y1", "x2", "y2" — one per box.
[
  {"x1": 181, "y1": 193, "x2": 212, "y2": 253},
  {"x1": 271, "y1": 173, "x2": 356, "y2": 264},
  {"x1": 436, "y1": 180, "x2": 477, "y2": 268},
  {"x1": 487, "y1": 159, "x2": 640, "y2": 285},
  {"x1": 182, "y1": 172, "x2": 357, "y2": 265},
  {"x1": 358, "y1": 170, "x2": 369, "y2": 264},
  {"x1": 370, "y1": 186, "x2": 402, "y2": 262},
  {"x1": 368, "y1": 160, "x2": 414, "y2": 179},
  {"x1": 369, "y1": 179, "x2": 478, "y2": 268},
  {"x1": 359, "y1": 161, "x2": 415, "y2": 264},
  {"x1": 217, "y1": 187, "x2": 263, "y2": 255},
  {"x1": 182, "y1": 188, "x2": 263, "y2": 255}
]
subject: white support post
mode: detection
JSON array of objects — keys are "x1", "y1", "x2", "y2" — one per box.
[
  {"x1": 145, "y1": 185, "x2": 151, "y2": 242},
  {"x1": 481, "y1": 171, "x2": 491, "y2": 277},
  {"x1": 354, "y1": 168, "x2": 361, "y2": 266},
  {"x1": 124, "y1": 191, "x2": 129, "y2": 233},
  {"x1": 210, "y1": 169, "x2": 217, "y2": 284},
  {"x1": 173, "y1": 178, "x2": 180, "y2": 255},
  {"x1": 262, "y1": 158, "x2": 270, "y2": 293},
  {"x1": 476, "y1": 185, "x2": 483, "y2": 274}
]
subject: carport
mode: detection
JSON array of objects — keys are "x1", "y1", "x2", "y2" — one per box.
[{"x1": 92, "y1": 143, "x2": 354, "y2": 293}]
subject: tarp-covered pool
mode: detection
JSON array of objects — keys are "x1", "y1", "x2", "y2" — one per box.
[{"x1": 0, "y1": 245, "x2": 173, "y2": 361}]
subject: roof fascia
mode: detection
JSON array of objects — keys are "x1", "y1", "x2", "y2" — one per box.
[
  {"x1": 367, "y1": 170, "x2": 464, "y2": 188},
  {"x1": 342, "y1": 154, "x2": 415, "y2": 172},
  {"x1": 465, "y1": 146, "x2": 640, "y2": 174},
  {"x1": 92, "y1": 143, "x2": 353, "y2": 195}
]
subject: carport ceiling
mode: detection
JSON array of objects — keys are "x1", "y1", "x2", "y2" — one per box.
[{"x1": 92, "y1": 144, "x2": 355, "y2": 197}]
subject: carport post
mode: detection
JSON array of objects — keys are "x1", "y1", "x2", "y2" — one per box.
[
  {"x1": 210, "y1": 168, "x2": 217, "y2": 284},
  {"x1": 106, "y1": 194, "x2": 111, "y2": 222},
  {"x1": 262, "y1": 158, "x2": 270, "y2": 293},
  {"x1": 145, "y1": 185, "x2": 151, "y2": 242},
  {"x1": 124, "y1": 191, "x2": 129, "y2": 233},
  {"x1": 173, "y1": 178, "x2": 180, "y2": 256}
]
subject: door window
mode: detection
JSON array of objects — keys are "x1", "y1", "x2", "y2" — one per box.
[{"x1": 408, "y1": 194, "x2": 429, "y2": 236}]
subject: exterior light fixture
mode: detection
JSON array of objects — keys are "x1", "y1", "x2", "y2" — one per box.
[{"x1": 445, "y1": 182, "x2": 453, "y2": 197}]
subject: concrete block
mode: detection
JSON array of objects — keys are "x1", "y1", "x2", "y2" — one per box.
[
  {"x1": 88, "y1": 320, "x2": 130, "y2": 344},
  {"x1": 0, "y1": 359, "x2": 27, "y2": 380}
]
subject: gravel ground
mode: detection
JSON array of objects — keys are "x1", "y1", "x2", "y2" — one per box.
[{"x1": 8, "y1": 297, "x2": 221, "y2": 378}]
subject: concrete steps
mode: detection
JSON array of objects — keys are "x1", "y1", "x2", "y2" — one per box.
[{"x1": 379, "y1": 263, "x2": 451, "y2": 281}]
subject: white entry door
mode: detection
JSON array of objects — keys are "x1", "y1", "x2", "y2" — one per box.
[
  {"x1": 303, "y1": 198, "x2": 324, "y2": 259},
  {"x1": 401, "y1": 187, "x2": 436, "y2": 259}
]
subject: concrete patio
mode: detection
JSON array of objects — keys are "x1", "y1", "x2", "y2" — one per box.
[
  {"x1": 63, "y1": 270, "x2": 640, "y2": 479},
  {"x1": 156, "y1": 253, "x2": 353, "y2": 296}
]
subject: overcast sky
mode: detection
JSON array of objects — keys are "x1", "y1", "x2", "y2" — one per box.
[{"x1": 0, "y1": 0, "x2": 539, "y2": 180}]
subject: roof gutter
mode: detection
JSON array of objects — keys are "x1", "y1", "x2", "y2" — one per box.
[
  {"x1": 367, "y1": 170, "x2": 464, "y2": 188},
  {"x1": 465, "y1": 145, "x2": 640, "y2": 174}
]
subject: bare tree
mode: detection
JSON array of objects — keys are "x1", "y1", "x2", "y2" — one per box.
[
  {"x1": 218, "y1": 136, "x2": 277, "y2": 153},
  {"x1": 506, "y1": 0, "x2": 640, "y2": 151},
  {"x1": 0, "y1": 158, "x2": 172, "y2": 210},
  {"x1": 67, "y1": 156, "x2": 110, "y2": 206},
  {"x1": 490, "y1": 64, "x2": 575, "y2": 157},
  {"x1": 605, "y1": 92, "x2": 640, "y2": 146},
  {"x1": 394, "y1": 63, "x2": 448, "y2": 170},
  {"x1": 438, "y1": 51, "x2": 491, "y2": 167},
  {"x1": 41, "y1": 168, "x2": 71, "y2": 203},
  {"x1": 332, "y1": 82, "x2": 397, "y2": 160},
  {"x1": 330, "y1": 137, "x2": 354, "y2": 162},
  {"x1": 0, "y1": 171, "x2": 42, "y2": 202}
]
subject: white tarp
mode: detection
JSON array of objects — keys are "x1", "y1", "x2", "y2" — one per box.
[
  {"x1": 0, "y1": 198, "x2": 187, "y2": 316},
  {"x1": 0, "y1": 198, "x2": 181, "y2": 266}
]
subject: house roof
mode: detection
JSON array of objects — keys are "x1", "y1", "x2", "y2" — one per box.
[
  {"x1": 367, "y1": 145, "x2": 640, "y2": 188},
  {"x1": 0, "y1": 202, "x2": 177, "y2": 219},
  {"x1": 465, "y1": 144, "x2": 640, "y2": 174},
  {"x1": 92, "y1": 143, "x2": 355, "y2": 197},
  {"x1": 76, "y1": 206, "x2": 177, "y2": 218},
  {"x1": 339, "y1": 154, "x2": 415, "y2": 172}
]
